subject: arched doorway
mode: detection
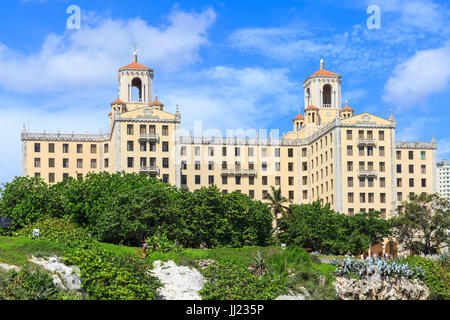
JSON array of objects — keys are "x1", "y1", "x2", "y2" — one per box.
[
  {"x1": 322, "y1": 84, "x2": 332, "y2": 107},
  {"x1": 385, "y1": 241, "x2": 397, "y2": 259},
  {"x1": 370, "y1": 243, "x2": 383, "y2": 258}
]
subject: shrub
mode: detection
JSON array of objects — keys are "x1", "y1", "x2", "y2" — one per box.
[
  {"x1": 145, "y1": 233, "x2": 184, "y2": 254},
  {"x1": 14, "y1": 217, "x2": 91, "y2": 248},
  {"x1": 200, "y1": 260, "x2": 283, "y2": 300},
  {"x1": 399, "y1": 255, "x2": 450, "y2": 300},
  {"x1": 0, "y1": 266, "x2": 61, "y2": 300},
  {"x1": 65, "y1": 244, "x2": 161, "y2": 300}
]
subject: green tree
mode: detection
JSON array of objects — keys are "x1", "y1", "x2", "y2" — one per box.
[
  {"x1": 263, "y1": 186, "x2": 291, "y2": 244},
  {"x1": 391, "y1": 193, "x2": 450, "y2": 255}
]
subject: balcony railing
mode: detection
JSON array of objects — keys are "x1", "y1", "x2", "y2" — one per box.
[
  {"x1": 139, "y1": 166, "x2": 160, "y2": 174},
  {"x1": 221, "y1": 169, "x2": 257, "y2": 176},
  {"x1": 138, "y1": 133, "x2": 159, "y2": 142},
  {"x1": 358, "y1": 170, "x2": 378, "y2": 178},
  {"x1": 357, "y1": 138, "x2": 377, "y2": 146},
  {"x1": 322, "y1": 104, "x2": 332, "y2": 108}
]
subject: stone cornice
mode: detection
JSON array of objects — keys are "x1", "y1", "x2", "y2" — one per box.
[{"x1": 395, "y1": 141, "x2": 437, "y2": 150}]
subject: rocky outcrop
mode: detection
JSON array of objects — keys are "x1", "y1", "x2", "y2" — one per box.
[
  {"x1": 150, "y1": 260, "x2": 206, "y2": 300},
  {"x1": 275, "y1": 288, "x2": 310, "y2": 300},
  {"x1": 333, "y1": 273, "x2": 430, "y2": 300},
  {"x1": 29, "y1": 256, "x2": 82, "y2": 292},
  {"x1": 0, "y1": 263, "x2": 21, "y2": 272}
]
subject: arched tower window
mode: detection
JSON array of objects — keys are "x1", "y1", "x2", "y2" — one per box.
[
  {"x1": 131, "y1": 77, "x2": 142, "y2": 102},
  {"x1": 306, "y1": 88, "x2": 311, "y2": 106},
  {"x1": 323, "y1": 84, "x2": 332, "y2": 107}
]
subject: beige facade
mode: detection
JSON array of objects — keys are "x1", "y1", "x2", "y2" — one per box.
[{"x1": 21, "y1": 56, "x2": 438, "y2": 240}]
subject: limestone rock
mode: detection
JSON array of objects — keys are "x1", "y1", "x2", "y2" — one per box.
[
  {"x1": 150, "y1": 260, "x2": 206, "y2": 300},
  {"x1": 333, "y1": 273, "x2": 429, "y2": 300},
  {"x1": 0, "y1": 263, "x2": 21, "y2": 272}
]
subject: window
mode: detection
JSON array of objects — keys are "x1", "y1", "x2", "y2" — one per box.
[
  {"x1": 48, "y1": 143, "x2": 55, "y2": 153},
  {"x1": 63, "y1": 173, "x2": 69, "y2": 180},
  {"x1": 49, "y1": 158, "x2": 55, "y2": 168},
  {"x1": 348, "y1": 208, "x2": 354, "y2": 216},
  {"x1": 163, "y1": 174, "x2": 169, "y2": 183},
  {"x1": 249, "y1": 190, "x2": 255, "y2": 199},
  {"x1": 289, "y1": 177, "x2": 294, "y2": 186},
  {"x1": 408, "y1": 151, "x2": 414, "y2": 160},
  {"x1": 368, "y1": 193, "x2": 374, "y2": 203},
  {"x1": 77, "y1": 144, "x2": 82, "y2": 154},
  {"x1": 379, "y1": 162, "x2": 385, "y2": 172},
  {"x1": 248, "y1": 147, "x2": 254, "y2": 157},
  {"x1": 208, "y1": 147, "x2": 214, "y2": 156},
  {"x1": 77, "y1": 159, "x2": 83, "y2": 169},
  {"x1": 235, "y1": 176, "x2": 241, "y2": 185},
  {"x1": 127, "y1": 141, "x2": 134, "y2": 152},
  {"x1": 303, "y1": 190, "x2": 308, "y2": 199},
  {"x1": 222, "y1": 161, "x2": 227, "y2": 169},
  {"x1": 127, "y1": 157, "x2": 134, "y2": 168},
  {"x1": 222, "y1": 175, "x2": 228, "y2": 185},
  {"x1": 90, "y1": 144, "x2": 97, "y2": 154},
  {"x1": 288, "y1": 162, "x2": 293, "y2": 172},
  {"x1": 358, "y1": 146, "x2": 364, "y2": 156},
  {"x1": 261, "y1": 148, "x2": 267, "y2": 157},
  {"x1": 347, "y1": 161, "x2": 353, "y2": 171},
  {"x1": 409, "y1": 164, "x2": 414, "y2": 174},
  {"x1": 288, "y1": 148, "x2": 293, "y2": 157},
  {"x1": 347, "y1": 146, "x2": 353, "y2": 156},
  {"x1": 63, "y1": 144, "x2": 69, "y2": 153},
  {"x1": 181, "y1": 146, "x2": 187, "y2": 156},
  {"x1": 275, "y1": 148, "x2": 281, "y2": 157},
  {"x1": 302, "y1": 148, "x2": 307, "y2": 157},
  {"x1": 208, "y1": 161, "x2": 214, "y2": 170},
  {"x1": 380, "y1": 177, "x2": 386, "y2": 188},
  {"x1": 208, "y1": 175, "x2": 214, "y2": 185},
  {"x1": 34, "y1": 158, "x2": 40, "y2": 168},
  {"x1": 368, "y1": 177, "x2": 374, "y2": 187},
  {"x1": 140, "y1": 125, "x2": 146, "y2": 134},
  {"x1": 397, "y1": 164, "x2": 402, "y2": 173},
  {"x1": 275, "y1": 176, "x2": 281, "y2": 186},
  {"x1": 380, "y1": 193, "x2": 386, "y2": 203},
  {"x1": 409, "y1": 178, "x2": 414, "y2": 187},
  {"x1": 63, "y1": 158, "x2": 69, "y2": 168},
  {"x1": 262, "y1": 176, "x2": 268, "y2": 185},
  {"x1": 348, "y1": 193, "x2": 354, "y2": 203},
  {"x1": 346, "y1": 130, "x2": 352, "y2": 140},
  {"x1": 367, "y1": 131, "x2": 373, "y2": 139},
  {"x1": 359, "y1": 161, "x2": 365, "y2": 170},
  {"x1": 162, "y1": 142, "x2": 169, "y2": 152},
  {"x1": 104, "y1": 158, "x2": 109, "y2": 168},
  {"x1": 163, "y1": 158, "x2": 169, "y2": 168},
  {"x1": 262, "y1": 162, "x2": 267, "y2": 171},
  {"x1": 49, "y1": 173, "x2": 55, "y2": 183},
  {"x1": 421, "y1": 151, "x2": 426, "y2": 160},
  {"x1": 181, "y1": 160, "x2": 187, "y2": 170},
  {"x1": 91, "y1": 159, "x2": 97, "y2": 169},
  {"x1": 289, "y1": 191, "x2": 294, "y2": 200},
  {"x1": 195, "y1": 175, "x2": 201, "y2": 185},
  {"x1": 149, "y1": 142, "x2": 156, "y2": 152},
  {"x1": 397, "y1": 178, "x2": 402, "y2": 188},
  {"x1": 140, "y1": 141, "x2": 147, "y2": 151},
  {"x1": 235, "y1": 147, "x2": 240, "y2": 157},
  {"x1": 34, "y1": 143, "x2": 41, "y2": 153},
  {"x1": 104, "y1": 144, "x2": 109, "y2": 153},
  {"x1": 359, "y1": 177, "x2": 365, "y2": 187},
  {"x1": 396, "y1": 151, "x2": 401, "y2": 160},
  {"x1": 162, "y1": 125, "x2": 169, "y2": 136},
  {"x1": 379, "y1": 146, "x2": 385, "y2": 157},
  {"x1": 181, "y1": 175, "x2": 187, "y2": 185},
  {"x1": 360, "y1": 193, "x2": 366, "y2": 203},
  {"x1": 379, "y1": 131, "x2": 384, "y2": 141},
  {"x1": 195, "y1": 161, "x2": 201, "y2": 170},
  {"x1": 149, "y1": 125, "x2": 156, "y2": 134},
  {"x1": 358, "y1": 130, "x2": 364, "y2": 139},
  {"x1": 275, "y1": 162, "x2": 280, "y2": 172},
  {"x1": 421, "y1": 179, "x2": 426, "y2": 188},
  {"x1": 348, "y1": 177, "x2": 353, "y2": 187},
  {"x1": 397, "y1": 192, "x2": 402, "y2": 201},
  {"x1": 421, "y1": 165, "x2": 426, "y2": 174},
  {"x1": 223, "y1": 147, "x2": 227, "y2": 156},
  {"x1": 127, "y1": 125, "x2": 134, "y2": 135},
  {"x1": 367, "y1": 146, "x2": 373, "y2": 156},
  {"x1": 249, "y1": 176, "x2": 255, "y2": 185}
]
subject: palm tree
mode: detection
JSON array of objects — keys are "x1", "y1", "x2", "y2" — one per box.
[{"x1": 263, "y1": 186, "x2": 292, "y2": 244}]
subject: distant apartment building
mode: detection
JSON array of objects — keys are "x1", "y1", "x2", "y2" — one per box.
[
  {"x1": 437, "y1": 159, "x2": 450, "y2": 202},
  {"x1": 21, "y1": 54, "x2": 438, "y2": 257}
]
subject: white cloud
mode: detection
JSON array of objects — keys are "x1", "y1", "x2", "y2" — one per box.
[
  {"x1": 383, "y1": 44, "x2": 450, "y2": 108},
  {"x1": 0, "y1": 8, "x2": 216, "y2": 93},
  {"x1": 162, "y1": 66, "x2": 301, "y2": 132}
]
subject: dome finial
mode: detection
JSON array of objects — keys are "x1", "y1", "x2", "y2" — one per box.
[
  {"x1": 320, "y1": 58, "x2": 324, "y2": 70},
  {"x1": 133, "y1": 44, "x2": 137, "y2": 63}
]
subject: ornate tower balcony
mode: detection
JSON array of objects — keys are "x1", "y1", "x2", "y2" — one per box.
[
  {"x1": 139, "y1": 166, "x2": 160, "y2": 175},
  {"x1": 357, "y1": 138, "x2": 377, "y2": 147},
  {"x1": 358, "y1": 170, "x2": 378, "y2": 178},
  {"x1": 138, "y1": 133, "x2": 160, "y2": 142}
]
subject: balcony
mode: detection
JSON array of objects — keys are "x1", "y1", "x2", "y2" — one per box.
[
  {"x1": 357, "y1": 138, "x2": 377, "y2": 147},
  {"x1": 139, "y1": 166, "x2": 160, "y2": 175},
  {"x1": 322, "y1": 104, "x2": 332, "y2": 108},
  {"x1": 138, "y1": 133, "x2": 159, "y2": 142},
  {"x1": 221, "y1": 168, "x2": 257, "y2": 176},
  {"x1": 358, "y1": 170, "x2": 378, "y2": 178}
]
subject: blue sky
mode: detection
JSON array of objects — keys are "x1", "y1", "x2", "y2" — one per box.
[{"x1": 1, "y1": 0, "x2": 450, "y2": 184}]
